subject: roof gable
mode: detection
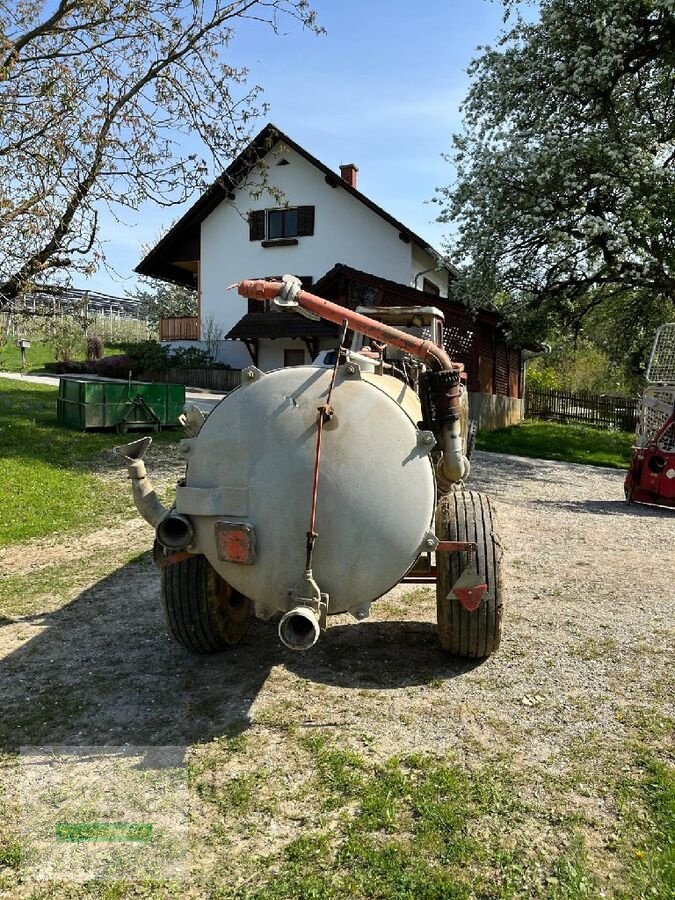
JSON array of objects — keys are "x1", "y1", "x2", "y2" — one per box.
[{"x1": 136, "y1": 123, "x2": 453, "y2": 286}]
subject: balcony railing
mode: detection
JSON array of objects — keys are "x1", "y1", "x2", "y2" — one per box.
[{"x1": 159, "y1": 316, "x2": 199, "y2": 341}]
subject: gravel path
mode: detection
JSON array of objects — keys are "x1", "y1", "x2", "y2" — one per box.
[{"x1": 1, "y1": 449, "x2": 672, "y2": 765}]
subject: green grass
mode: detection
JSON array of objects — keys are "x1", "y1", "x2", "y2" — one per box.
[
  {"x1": 616, "y1": 757, "x2": 675, "y2": 899},
  {"x1": 0, "y1": 380, "x2": 175, "y2": 546},
  {"x1": 217, "y1": 743, "x2": 601, "y2": 900},
  {"x1": 0, "y1": 338, "x2": 130, "y2": 373},
  {"x1": 476, "y1": 419, "x2": 633, "y2": 469}
]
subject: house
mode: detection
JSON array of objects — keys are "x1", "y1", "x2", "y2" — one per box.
[
  {"x1": 137, "y1": 123, "x2": 526, "y2": 427},
  {"x1": 137, "y1": 123, "x2": 453, "y2": 370}
]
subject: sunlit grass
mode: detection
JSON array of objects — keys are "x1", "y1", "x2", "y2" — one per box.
[
  {"x1": 0, "y1": 380, "x2": 175, "y2": 545},
  {"x1": 477, "y1": 419, "x2": 633, "y2": 469}
]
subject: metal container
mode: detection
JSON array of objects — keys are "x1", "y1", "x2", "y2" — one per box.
[
  {"x1": 176, "y1": 365, "x2": 437, "y2": 620},
  {"x1": 57, "y1": 377, "x2": 185, "y2": 431}
]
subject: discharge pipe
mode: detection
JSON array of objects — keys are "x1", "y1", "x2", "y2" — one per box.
[
  {"x1": 114, "y1": 437, "x2": 169, "y2": 528},
  {"x1": 114, "y1": 437, "x2": 194, "y2": 549},
  {"x1": 278, "y1": 607, "x2": 321, "y2": 651},
  {"x1": 232, "y1": 279, "x2": 469, "y2": 486}
]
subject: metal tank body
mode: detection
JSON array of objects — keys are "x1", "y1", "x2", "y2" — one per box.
[{"x1": 175, "y1": 364, "x2": 437, "y2": 620}]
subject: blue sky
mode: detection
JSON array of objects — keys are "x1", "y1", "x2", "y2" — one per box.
[{"x1": 92, "y1": 0, "x2": 510, "y2": 297}]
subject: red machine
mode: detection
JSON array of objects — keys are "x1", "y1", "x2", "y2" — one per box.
[{"x1": 625, "y1": 323, "x2": 675, "y2": 509}]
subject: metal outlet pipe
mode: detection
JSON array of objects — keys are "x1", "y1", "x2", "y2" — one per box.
[
  {"x1": 125, "y1": 458, "x2": 171, "y2": 528},
  {"x1": 114, "y1": 438, "x2": 171, "y2": 529},
  {"x1": 437, "y1": 417, "x2": 470, "y2": 489},
  {"x1": 278, "y1": 607, "x2": 321, "y2": 651},
  {"x1": 156, "y1": 513, "x2": 194, "y2": 551}
]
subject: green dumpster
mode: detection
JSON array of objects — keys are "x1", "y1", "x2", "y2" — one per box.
[{"x1": 56, "y1": 377, "x2": 186, "y2": 431}]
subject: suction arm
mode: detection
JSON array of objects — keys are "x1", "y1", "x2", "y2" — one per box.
[{"x1": 232, "y1": 279, "x2": 460, "y2": 374}]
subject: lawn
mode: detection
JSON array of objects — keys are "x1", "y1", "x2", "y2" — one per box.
[
  {"x1": 0, "y1": 380, "x2": 176, "y2": 545},
  {"x1": 477, "y1": 419, "x2": 633, "y2": 469},
  {"x1": 0, "y1": 338, "x2": 131, "y2": 373}
]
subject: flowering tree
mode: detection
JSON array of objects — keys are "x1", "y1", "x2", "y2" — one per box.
[
  {"x1": 438, "y1": 0, "x2": 675, "y2": 335},
  {"x1": 129, "y1": 278, "x2": 197, "y2": 327},
  {"x1": 0, "y1": 0, "x2": 320, "y2": 306}
]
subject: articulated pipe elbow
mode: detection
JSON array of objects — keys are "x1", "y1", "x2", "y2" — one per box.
[
  {"x1": 437, "y1": 418, "x2": 470, "y2": 491},
  {"x1": 126, "y1": 459, "x2": 171, "y2": 529},
  {"x1": 114, "y1": 436, "x2": 190, "y2": 541}
]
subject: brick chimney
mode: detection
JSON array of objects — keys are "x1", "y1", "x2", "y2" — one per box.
[{"x1": 339, "y1": 163, "x2": 358, "y2": 188}]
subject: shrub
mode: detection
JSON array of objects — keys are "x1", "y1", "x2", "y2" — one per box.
[
  {"x1": 169, "y1": 346, "x2": 212, "y2": 368},
  {"x1": 126, "y1": 340, "x2": 172, "y2": 371},
  {"x1": 91, "y1": 355, "x2": 134, "y2": 378},
  {"x1": 43, "y1": 360, "x2": 89, "y2": 374},
  {"x1": 86, "y1": 334, "x2": 104, "y2": 361},
  {"x1": 124, "y1": 340, "x2": 214, "y2": 372}
]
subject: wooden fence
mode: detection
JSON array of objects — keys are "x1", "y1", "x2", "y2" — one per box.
[
  {"x1": 143, "y1": 368, "x2": 242, "y2": 392},
  {"x1": 525, "y1": 387, "x2": 638, "y2": 431}
]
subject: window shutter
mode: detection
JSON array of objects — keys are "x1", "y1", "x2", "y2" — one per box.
[
  {"x1": 297, "y1": 206, "x2": 315, "y2": 236},
  {"x1": 248, "y1": 209, "x2": 265, "y2": 241}
]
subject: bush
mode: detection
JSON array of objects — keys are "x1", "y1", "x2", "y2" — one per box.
[
  {"x1": 124, "y1": 340, "x2": 215, "y2": 372},
  {"x1": 86, "y1": 334, "x2": 104, "y2": 361},
  {"x1": 125, "y1": 340, "x2": 172, "y2": 371},
  {"x1": 91, "y1": 355, "x2": 134, "y2": 378},
  {"x1": 168, "y1": 346, "x2": 212, "y2": 368},
  {"x1": 43, "y1": 360, "x2": 89, "y2": 374}
]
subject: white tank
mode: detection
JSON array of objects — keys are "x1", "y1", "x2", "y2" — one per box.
[{"x1": 175, "y1": 364, "x2": 437, "y2": 617}]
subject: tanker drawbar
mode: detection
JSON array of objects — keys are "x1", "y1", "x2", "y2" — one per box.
[{"x1": 116, "y1": 276, "x2": 505, "y2": 659}]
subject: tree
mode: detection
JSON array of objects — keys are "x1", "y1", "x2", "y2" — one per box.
[
  {"x1": 129, "y1": 278, "x2": 197, "y2": 327},
  {"x1": 0, "y1": 0, "x2": 320, "y2": 306},
  {"x1": 438, "y1": 0, "x2": 675, "y2": 337}
]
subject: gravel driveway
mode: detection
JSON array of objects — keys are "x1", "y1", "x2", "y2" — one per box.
[{"x1": 1, "y1": 448, "x2": 672, "y2": 757}]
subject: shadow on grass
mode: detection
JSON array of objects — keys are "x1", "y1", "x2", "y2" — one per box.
[{"x1": 0, "y1": 552, "x2": 475, "y2": 759}]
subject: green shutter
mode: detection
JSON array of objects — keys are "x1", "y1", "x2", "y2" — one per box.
[
  {"x1": 248, "y1": 209, "x2": 265, "y2": 241},
  {"x1": 297, "y1": 206, "x2": 315, "y2": 236}
]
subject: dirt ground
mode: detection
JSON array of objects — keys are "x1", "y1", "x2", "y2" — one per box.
[{"x1": 0, "y1": 449, "x2": 673, "y2": 896}]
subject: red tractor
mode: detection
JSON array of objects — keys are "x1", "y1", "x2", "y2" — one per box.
[{"x1": 625, "y1": 323, "x2": 675, "y2": 509}]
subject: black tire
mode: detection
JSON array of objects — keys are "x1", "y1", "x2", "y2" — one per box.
[
  {"x1": 160, "y1": 554, "x2": 251, "y2": 653},
  {"x1": 435, "y1": 490, "x2": 504, "y2": 658}
]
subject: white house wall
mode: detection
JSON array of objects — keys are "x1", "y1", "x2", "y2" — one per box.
[
  {"x1": 411, "y1": 244, "x2": 448, "y2": 295},
  {"x1": 256, "y1": 337, "x2": 336, "y2": 371}
]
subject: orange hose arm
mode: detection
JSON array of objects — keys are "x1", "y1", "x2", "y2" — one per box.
[{"x1": 232, "y1": 279, "x2": 460, "y2": 372}]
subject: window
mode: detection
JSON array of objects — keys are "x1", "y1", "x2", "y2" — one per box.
[
  {"x1": 248, "y1": 206, "x2": 315, "y2": 241},
  {"x1": 284, "y1": 348, "x2": 305, "y2": 367},
  {"x1": 268, "y1": 208, "x2": 298, "y2": 239}
]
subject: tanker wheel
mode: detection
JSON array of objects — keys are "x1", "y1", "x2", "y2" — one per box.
[
  {"x1": 160, "y1": 553, "x2": 251, "y2": 653},
  {"x1": 435, "y1": 490, "x2": 504, "y2": 658}
]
